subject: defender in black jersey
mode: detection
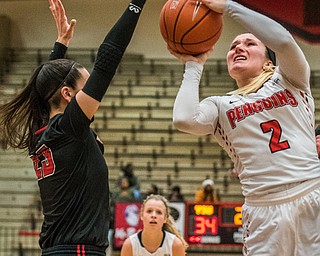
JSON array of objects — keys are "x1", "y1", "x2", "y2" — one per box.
[{"x1": 0, "y1": 0, "x2": 146, "y2": 255}]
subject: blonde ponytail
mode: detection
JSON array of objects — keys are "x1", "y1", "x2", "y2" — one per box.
[{"x1": 228, "y1": 65, "x2": 275, "y2": 95}]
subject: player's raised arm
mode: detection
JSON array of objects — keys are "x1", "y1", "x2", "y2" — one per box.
[
  {"x1": 49, "y1": 0, "x2": 76, "y2": 47},
  {"x1": 48, "y1": 0, "x2": 76, "y2": 60},
  {"x1": 76, "y1": 0, "x2": 146, "y2": 119}
]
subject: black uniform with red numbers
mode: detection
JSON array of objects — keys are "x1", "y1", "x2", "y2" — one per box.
[
  {"x1": 31, "y1": 100, "x2": 108, "y2": 254},
  {"x1": 29, "y1": 0, "x2": 146, "y2": 255}
]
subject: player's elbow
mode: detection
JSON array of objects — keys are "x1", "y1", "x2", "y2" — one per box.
[
  {"x1": 173, "y1": 116, "x2": 192, "y2": 132},
  {"x1": 173, "y1": 115, "x2": 213, "y2": 136},
  {"x1": 173, "y1": 117, "x2": 203, "y2": 135}
]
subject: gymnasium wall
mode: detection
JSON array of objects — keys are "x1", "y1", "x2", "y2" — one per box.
[{"x1": 0, "y1": 0, "x2": 319, "y2": 69}]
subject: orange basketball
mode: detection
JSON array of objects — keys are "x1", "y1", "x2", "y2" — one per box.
[{"x1": 159, "y1": 0, "x2": 223, "y2": 55}]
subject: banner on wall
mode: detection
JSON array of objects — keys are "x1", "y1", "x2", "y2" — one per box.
[
  {"x1": 113, "y1": 201, "x2": 186, "y2": 249},
  {"x1": 113, "y1": 202, "x2": 143, "y2": 249},
  {"x1": 236, "y1": 0, "x2": 320, "y2": 43},
  {"x1": 168, "y1": 202, "x2": 185, "y2": 237}
]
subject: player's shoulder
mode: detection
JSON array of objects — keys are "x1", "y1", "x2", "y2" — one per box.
[
  {"x1": 120, "y1": 237, "x2": 133, "y2": 256},
  {"x1": 172, "y1": 236, "x2": 186, "y2": 255}
]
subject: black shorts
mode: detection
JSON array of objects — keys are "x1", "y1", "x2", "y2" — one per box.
[{"x1": 41, "y1": 244, "x2": 107, "y2": 256}]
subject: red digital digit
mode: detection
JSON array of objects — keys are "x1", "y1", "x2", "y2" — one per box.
[
  {"x1": 30, "y1": 144, "x2": 55, "y2": 180},
  {"x1": 260, "y1": 120, "x2": 290, "y2": 153},
  {"x1": 194, "y1": 216, "x2": 206, "y2": 235},
  {"x1": 205, "y1": 216, "x2": 218, "y2": 235},
  {"x1": 194, "y1": 216, "x2": 218, "y2": 235}
]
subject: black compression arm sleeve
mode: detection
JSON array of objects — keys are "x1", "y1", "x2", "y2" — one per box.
[
  {"x1": 49, "y1": 42, "x2": 68, "y2": 60},
  {"x1": 82, "y1": 0, "x2": 146, "y2": 102}
]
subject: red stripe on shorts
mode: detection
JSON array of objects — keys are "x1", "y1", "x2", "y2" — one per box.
[{"x1": 77, "y1": 244, "x2": 80, "y2": 256}]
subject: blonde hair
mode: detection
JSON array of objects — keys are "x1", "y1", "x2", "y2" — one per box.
[
  {"x1": 227, "y1": 63, "x2": 276, "y2": 96},
  {"x1": 141, "y1": 194, "x2": 188, "y2": 248}
]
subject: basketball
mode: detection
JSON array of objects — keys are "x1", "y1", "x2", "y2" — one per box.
[{"x1": 159, "y1": 0, "x2": 223, "y2": 55}]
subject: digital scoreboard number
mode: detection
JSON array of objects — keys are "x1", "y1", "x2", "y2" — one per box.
[{"x1": 186, "y1": 202, "x2": 243, "y2": 245}]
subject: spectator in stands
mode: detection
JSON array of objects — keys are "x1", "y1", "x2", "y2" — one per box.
[
  {"x1": 215, "y1": 188, "x2": 221, "y2": 202},
  {"x1": 195, "y1": 179, "x2": 217, "y2": 203},
  {"x1": 168, "y1": 185, "x2": 185, "y2": 202},
  {"x1": 169, "y1": 0, "x2": 320, "y2": 255},
  {"x1": 112, "y1": 176, "x2": 136, "y2": 202},
  {"x1": 0, "y1": 0, "x2": 146, "y2": 255},
  {"x1": 120, "y1": 194, "x2": 187, "y2": 256},
  {"x1": 117, "y1": 163, "x2": 141, "y2": 200},
  {"x1": 148, "y1": 183, "x2": 160, "y2": 195},
  {"x1": 223, "y1": 174, "x2": 229, "y2": 193}
]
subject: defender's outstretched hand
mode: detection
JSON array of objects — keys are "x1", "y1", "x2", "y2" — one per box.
[{"x1": 49, "y1": 0, "x2": 76, "y2": 46}]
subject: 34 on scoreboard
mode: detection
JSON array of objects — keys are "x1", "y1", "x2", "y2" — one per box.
[{"x1": 185, "y1": 202, "x2": 243, "y2": 245}]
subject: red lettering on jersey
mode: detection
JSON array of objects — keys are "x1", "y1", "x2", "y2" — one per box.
[
  {"x1": 235, "y1": 106, "x2": 245, "y2": 122},
  {"x1": 30, "y1": 145, "x2": 55, "y2": 180},
  {"x1": 261, "y1": 98, "x2": 273, "y2": 109},
  {"x1": 227, "y1": 109, "x2": 237, "y2": 129},
  {"x1": 285, "y1": 90, "x2": 298, "y2": 106},
  {"x1": 251, "y1": 101, "x2": 263, "y2": 113},
  {"x1": 270, "y1": 94, "x2": 280, "y2": 107},
  {"x1": 226, "y1": 89, "x2": 298, "y2": 129},
  {"x1": 242, "y1": 103, "x2": 254, "y2": 117},
  {"x1": 274, "y1": 91, "x2": 289, "y2": 106}
]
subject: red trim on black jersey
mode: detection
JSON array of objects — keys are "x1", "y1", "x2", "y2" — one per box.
[{"x1": 34, "y1": 125, "x2": 48, "y2": 135}]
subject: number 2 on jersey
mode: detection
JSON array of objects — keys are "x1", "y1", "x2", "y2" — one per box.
[{"x1": 260, "y1": 120, "x2": 290, "y2": 153}]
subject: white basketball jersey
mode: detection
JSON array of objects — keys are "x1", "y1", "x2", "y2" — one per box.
[
  {"x1": 129, "y1": 231, "x2": 175, "y2": 256},
  {"x1": 208, "y1": 69, "x2": 320, "y2": 197}
]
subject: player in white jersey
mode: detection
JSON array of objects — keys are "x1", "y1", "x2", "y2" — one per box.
[
  {"x1": 120, "y1": 194, "x2": 187, "y2": 256},
  {"x1": 129, "y1": 230, "x2": 175, "y2": 256},
  {"x1": 168, "y1": 0, "x2": 320, "y2": 255}
]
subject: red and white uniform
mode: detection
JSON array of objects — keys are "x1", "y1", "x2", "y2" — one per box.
[
  {"x1": 173, "y1": 1, "x2": 320, "y2": 255},
  {"x1": 129, "y1": 231, "x2": 175, "y2": 256}
]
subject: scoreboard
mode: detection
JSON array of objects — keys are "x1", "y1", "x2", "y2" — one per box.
[
  {"x1": 113, "y1": 202, "x2": 243, "y2": 249},
  {"x1": 185, "y1": 202, "x2": 243, "y2": 245}
]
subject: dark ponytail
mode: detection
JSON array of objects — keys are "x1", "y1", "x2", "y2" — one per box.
[{"x1": 0, "y1": 59, "x2": 83, "y2": 152}]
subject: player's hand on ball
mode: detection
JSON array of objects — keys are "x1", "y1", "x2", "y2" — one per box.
[
  {"x1": 167, "y1": 44, "x2": 213, "y2": 65},
  {"x1": 196, "y1": 0, "x2": 227, "y2": 14}
]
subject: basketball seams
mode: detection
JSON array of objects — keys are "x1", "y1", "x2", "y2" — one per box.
[
  {"x1": 159, "y1": 0, "x2": 223, "y2": 54},
  {"x1": 179, "y1": 10, "x2": 212, "y2": 44},
  {"x1": 159, "y1": 1, "x2": 169, "y2": 42},
  {"x1": 173, "y1": 0, "x2": 189, "y2": 49}
]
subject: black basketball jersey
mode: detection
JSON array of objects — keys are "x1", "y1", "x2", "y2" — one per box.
[{"x1": 30, "y1": 98, "x2": 110, "y2": 251}]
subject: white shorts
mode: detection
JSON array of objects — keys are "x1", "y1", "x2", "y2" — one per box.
[{"x1": 242, "y1": 186, "x2": 320, "y2": 256}]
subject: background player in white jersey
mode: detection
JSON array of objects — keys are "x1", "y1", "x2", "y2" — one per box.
[
  {"x1": 120, "y1": 194, "x2": 187, "y2": 256},
  {"x1": 168, "y1": 0, "x2": 320, "y2": 255}
]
